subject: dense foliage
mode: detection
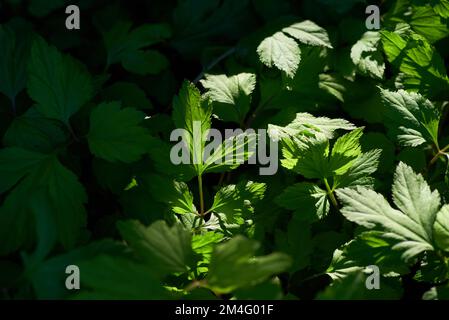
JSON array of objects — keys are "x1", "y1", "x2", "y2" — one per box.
[{"x1": 1, "y1": 0, "x2": 449, "y2": 300}]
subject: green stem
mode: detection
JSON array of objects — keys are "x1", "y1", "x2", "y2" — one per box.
[
  {"x1": 198, "y1": 174, "x2": 205, "y2": 216},
  {"x1": 324, "y1": 178, "x2": 338, "y2": 208}
]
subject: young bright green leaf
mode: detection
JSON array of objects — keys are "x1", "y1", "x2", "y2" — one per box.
[
  {"x1": 117, "y1": 220, "x2": 194, "y2": 274},
  {"x1": 257, "y1": 32, "x2": 301, "y2": 78},
  {"x1": 350, "y1": 31, "x2": 385, "y2": 79},
  {"x1": 380, "y1": 88, "x2": 441, "y2": 147},
  {"x1": 286, "y1": 137, "x2": 330, "y2": 179},
  {"x1": 337, "y1": 162, "x2": 439, "y2": 262},
  {"x1": 200, "y1": 72, "x2": 256, "y2": 125},
  {"x1": 206, "y1": 235, "x2": 291, "y2": 293},
  {"x1": 27, "y1": 36, "x2": 93, "y2": 125},
  {"x1": 334, "y1": 149, "x2": 382, "y2": 188},
  {"x1": 380, "y1": 30, "x2": 449, "y2": 98},
  {"x1": 192, "y1": 232, "x2": 224, "y2": 271},
  {"x1": 410, "y1": 6, "x2": 449, "y2": 43},
  {"x1": 172, "y1": 80, "x2": 212, "y2": 174},
  {"x1": 433, "y1": 0, "x2": 449, "y2": 18},
  {"x1": 329, "y1": 128, "x2": 363, "y2": 175},
  {"x1": 88, "y1": 102, "x2": 150, "y2": 163},
  {"x1": 192, "y1": 232, "x2": 223, "y2": 259},
  {"x1": 282, "y1": 20, "x2": 333, "y2": 48}
]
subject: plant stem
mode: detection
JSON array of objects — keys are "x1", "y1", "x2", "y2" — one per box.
[
  {"x1": 184, "y1": 280, "x2": 205, "y2": 292},
  {"x1": 324, "y1": 178, "x2": 338, "y2": 208},
  {"x1": 11, "y1": 97, "x2": 16, "y2": 116},
  {"x1": 67, "y1": 122, "x2": 80, "y2": 142},
  {"x1": 429, "y1": 144, "x2": 449, "y2": 166},
  {"x1": 198, "y1": 174, "x2": 205, "y2": 216},
  {"x1": 244, "y1": 95, "x2": 275, "y2": 129},
  {"x1": 193, "y1": 47, "x2": 236, "y2": 84}
]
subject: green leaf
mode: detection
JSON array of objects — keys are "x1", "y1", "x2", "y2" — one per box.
[
  {"x1": 172, "y1": 80, "x2": 212, "y2": 174},
  {"x1": 361, "y1": 132, "x2": 395, "y2": 174},
  {"x1": 202, "y1": 131, "x2": 257, "y2": 174},
  {"x1": 100, "y1": 82, "x2": 153, "y2": 110},
  {"x1": 0, "y1": 149, "x2": 87, "y2": 254},
  {"x1": 343, "y1": 231, "x2": 410, "y2": 275},
  {"x1": 433, "y1": 205, "x2": 449, "y2": 251},
  {"x1": 274, "y1": 217, "x2": 313, "y2": 271},
  {"x1": 192, "y1": 232, "x2": 223, "y2": 257},
  {"x1": 433, "y1": 0, "x2": 449, "y2": 18},
  {"x1": 337, "y1": 162, "x2": 439, "y2": 262},
  {"x1": 103, "y1": 21, "x2": 171, "y2": 67},
  {"x1": 27, "y1": 36, "x2": 93, "y2": 125},
  {"x1": 334, "y1": 149, "x2": 382, "y2": 188},
  {"x1": 200, "y1": 72, "x2": 256, "y2": 125},
  {"x1": 282, "y1": 20, "x2": 332, "y2": 48},
  {"x1": 350, "y1": 31, "x2": 385, "y2": 79},
  {"x1": 121, "y1": 49, "x2": 169, "y2": 75},
  {"x1": 318, "y1": 270, "x2": 403, "y2": 300},
  {"x1": 0, "y1": 24, "x2": 31, "y2": 103},
  {"x1": 268, "y1": 113, "x2": 356, "y2": 143},
  {"x1": 3, "y1": 107, "x2": 68, "y2": 152},
  {"x1": 257, "y1": 32, "x2": 301, "y2": 78},
  {"x1": 27, "y1": 240, "x2": 126, "y2": 299},
  {"x1": 380, "y1": 88, "x2": 441, "y2": 147},
  {"x1": 283, "y1": 137, "x2": 330, "y2": 178},
  {"x1": 143, "y1": 174, "x2": 196, "y2": 214},
  {"x1": 206, "y1": 235, "x2": 291, "y2": 293},
  {"x1": 192, "y1": 232, "x2": 223, "y2": 271},
  {"x1": 275, "y1": 182, "x2": 329, "y2": 221},
  {"x1": 88, "y1": 102, "x2": 150, "y2": 163},
  {"x1": 76, "y1": 255, "x2": 169, "y2": 299},
  {"x1": 410, "y1": 6, "x2": 449, "y2": 43},
  {"x1": 117, "y1": 220, "x2": 194, "y2": 274},
  {"x1": 210, "y1": 181, "x2": 266, "y2": 224},
  {"x1": 0, "y1": 147, "x2": 47, "y2": 193},
  {"x1": 329, "y1": 128, "x2": 363, "y2": 175},
  {"x1": 380, "y1": 30, "x2": 449, "y2": 98},
  {"x1": 172, "y1": 0, "x2": 250, "y2": 56}
]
